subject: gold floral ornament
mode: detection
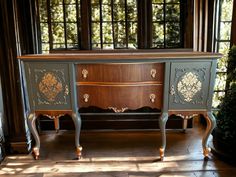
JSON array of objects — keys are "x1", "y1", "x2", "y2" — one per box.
[
  {"x1": 177, "y1": 72, "x2": 202, "y2": 102},
  {"x1": 38, "y1": 72, "x2": 63, "y2": 102}
]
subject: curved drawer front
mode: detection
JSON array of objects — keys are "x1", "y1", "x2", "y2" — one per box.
[
  {"x1": 77, "y1": 63, "x2": 164, "y2": 83},
  {"x1": 77, "y1": 84, "x2": 163, "y2": 110}
]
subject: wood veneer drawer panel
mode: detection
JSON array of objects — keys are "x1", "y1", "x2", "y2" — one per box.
[
  {"x1": 77, "y1": 85, "x2": 163, "y2": 110},
  {"x1": 77, "y1": 63, "x2": 164, "y2": 83}
]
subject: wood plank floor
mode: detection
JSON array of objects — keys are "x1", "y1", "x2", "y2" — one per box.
[{"x1": 1, "y1": 119, "x2": 235, "y2": 176}]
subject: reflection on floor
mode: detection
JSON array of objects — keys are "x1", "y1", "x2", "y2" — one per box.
[{"x1": 1, "y1": 118, "x2": 235, "y2": 177}]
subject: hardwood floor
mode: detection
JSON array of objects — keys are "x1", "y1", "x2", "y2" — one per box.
[{"x1": 0, "y1": 119, "x2": 235, "y2": 176}]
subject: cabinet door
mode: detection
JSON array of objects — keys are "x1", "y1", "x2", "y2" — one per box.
[
  {"x1": 169, "y1": 62, "x2": 211, "y2": 110},
  {"x1": 25, "y1": 62, "x2": 72, "y2": 110}
]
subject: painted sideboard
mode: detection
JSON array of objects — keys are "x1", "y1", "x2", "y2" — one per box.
[{"x1": 18, "y1": 51, "x2": 222, "y2": 160}]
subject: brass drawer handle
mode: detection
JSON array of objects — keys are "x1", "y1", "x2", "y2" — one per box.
[
  {"x1": 150, "y1": 69, "x2": 157, "y2": 78},
  {"x1": 108, "y1": 107, "x2": 128, "y2": 113},
  {"x1": 149, "y1": 93, "x2": 156, "y2": 103},
  {"x1": 83, "y1": 94, "x2": 89, "y2": 102},
  {"x1": 82, "y1": 69, "x2": 88, "y2": 79}
]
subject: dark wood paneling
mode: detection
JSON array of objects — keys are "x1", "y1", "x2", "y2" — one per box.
[
  {"x1": 0, "y1": 0, "x2": 26, "y2": 144},
  {"x1": 137, "y1": 0, "x2": 151, "y2": 49},
  {"x1": 17, "y1": 0, "x2": 38, "y2": 54},
  {"x1": 207, "y1": 0, "x2": 215, "y2": 52},
  {"x1": 0, "y1": 0, "x2": 38, "y2": 153},
  {"x1": 80, "y1": 0, "x2": 91, "y2": 50},
  {"x1": 184, "y1": 0, "x2": 194, "y2": 49},
  {"x1": 77, "y1": 63, "x2": 164, "y2": 83}
]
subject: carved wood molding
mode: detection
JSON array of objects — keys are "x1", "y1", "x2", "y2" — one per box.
[
  {"x1": 168, "y1": 110, "x2": 206, "y2": 119},
  {"x1": 35, "y1": 110, "x2": 73, "y2": 117}
]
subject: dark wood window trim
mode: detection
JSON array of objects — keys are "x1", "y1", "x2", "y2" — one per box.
[{"x1": 230, "y1": 0, "x2": 236, "y2": 46}]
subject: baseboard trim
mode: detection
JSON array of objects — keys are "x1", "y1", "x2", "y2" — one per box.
[{"x1": 10, "y1": 140, "x2": 32, "y2": 154}]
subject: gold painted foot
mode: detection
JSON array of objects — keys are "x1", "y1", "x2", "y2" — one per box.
[
  {"x1": 159, "y1": 148, "x2": 165, "y2": 161},
  {"x1": 32, "y1": 147, "x2": 39, "y2": 160},
  {"x1": 203, "y1": 147, "x2": 211, "y2": 157},
  {"x1": 76, "y1": 146, "x2": 83, "y2": 159}
]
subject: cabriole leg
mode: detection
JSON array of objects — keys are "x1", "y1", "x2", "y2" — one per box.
[
  {"x1": 202, "y1": 112, "x2": 216, "y2": 157},
  {"x1": 71, "y1": 112, "x2": 82, "y2": 159},
  {"x1": 28, "y1": 113, "x2": 40, "y2": 160},
  {"x1": 159, "y1": 112, "x2": 168, "y2": 161}
]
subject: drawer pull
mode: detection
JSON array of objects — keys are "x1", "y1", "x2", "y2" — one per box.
[
  {"x1": 83, "y1": 94, "x2": 89, "y2": 102},
  {"x1": 108, "y1": 107, "x2": 128, "y2": 113},
  {"x1": 82, "y1": 69, "x2": 88, "y2": 79},
  {"x1": 149, "y1": 93, "x2": 156, "y2": 103},
  {"x1": 150, "y1": 69, "x2": 157, "y2": 78}
]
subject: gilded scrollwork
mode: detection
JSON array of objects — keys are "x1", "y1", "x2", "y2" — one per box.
[
  {"x1": 34, "y1": 68, "x2": 70, "y2": 106},
  {"x1": 177, "y1": 72, "x2": 202, "y2": 102},
  {"x1": 176, "y1": 113, "x2": 198, "y2": 120},
  {"x1": 38, "y1": 72, "x2": 63, "y2": 102},
  {"x1": 108, "y1": 107, "x2": 128, "y2": 113}
]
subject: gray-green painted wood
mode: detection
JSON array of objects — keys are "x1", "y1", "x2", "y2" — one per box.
[
  {"x1": 169, "y1": 61, "x2": 211, "y2": 110},
  {"x1": 25, "y1": 62, "x2": 72, "y2": 110}
]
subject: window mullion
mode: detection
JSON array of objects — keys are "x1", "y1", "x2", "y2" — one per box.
[
  {"x1": 111, "y1": 0, "x2": 115, "y2": 49},
  {"x1": 146, "y1": 0, "x2": 152, "y2": 48},
  {"x1": 230, "y1": 0, "x2": 236, "y2": 46},
  {"x1": 163, "y1": 0, "x2": 166, "y2": 48},
  {"x1": 47, "y1": 0, "x2": 53, "y2": 50},
  {"x1": 62, "y1": 0, "x2": 67, "y2": 49},
  {"x1": 76, "y1": 0, "x2": 81, "y2": 49},
  {"x1": 99, "y1": 0, "x2": 103, "y2": 49},
  {"x1": 216, "y1": 0, "x2": 222, "y2": 52},
  {"x1": 125, "y1": 0, "x2": 128, "y2": 48},
  {"x1": 137, "y1": 0, "x2": 149, "y2": 49},
  {"x1": 179, "y1": 0, "x2": 184, "y2": 48},
  {"x1": 81, "y1": 0, "x2": 91, "y2": 49}
]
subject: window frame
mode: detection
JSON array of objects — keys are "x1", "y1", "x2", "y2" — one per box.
[
  {"x1": 37, "y1": 0, "x2": 193, "y2": 53},
  {"x1": 212, "y1": 0, "x2": 234, "y2": 109}
]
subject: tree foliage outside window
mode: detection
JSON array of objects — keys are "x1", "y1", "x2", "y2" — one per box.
[
  {"x1": 213, "y1": 0, "x2": 233, "y2": 108},
  {"x1": 39, "y1": 0, "x2": 80, "y2": 53},
  {"x1": 152, "y1": 0, "x2": 181, "y2": 48},
  {"x1": 91, "y1": 0, "x2": 138, "y2": 49},
  {"x1": 38, "y1": 0, "x2": 183, "y2": 53}
]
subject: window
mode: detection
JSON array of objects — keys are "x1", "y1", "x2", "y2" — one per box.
[
  {"x1": 39, "y1": 0, "x2": 81, "y2": 53},
  {"x1": 213, "y1": 0, "x2": 234, "y2": 108},
  {"x1": 38, "y1": 0, "x2": 188, "y2": 53},
  {"x1": 91, "y1": 0, "x2": 138, "y2": 49},
  {"x1": 152, "y1": 0, "x2": 181, "y2": 48}
]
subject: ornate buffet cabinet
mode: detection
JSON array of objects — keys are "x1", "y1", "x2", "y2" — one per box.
[{"x1": 18, "y1": 51, "x2": 222, "y2": 160}]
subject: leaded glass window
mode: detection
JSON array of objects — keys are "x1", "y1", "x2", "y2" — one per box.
[
  {"x1": 38, "y1": 0, "x2": 186, "y2": 52},
  {"x1": 38, "y1": 0, "x2": 81, "y2": 53},
  {"x1": 152, "y1": 0, "x2": 182, "y2": 48},
  {"x1": 91, "y1": 0, "x2": 138, "y2": 49},
  {"x1": 213, "y1": 0, "x2": 234, "y2": 108}
]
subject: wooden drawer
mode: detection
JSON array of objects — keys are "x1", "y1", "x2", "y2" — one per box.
[
  {"x1": 77, "y1": 63, "x2": 164, "y2": 83},
  {"x1": 77, "y1": 84, "x2": 163, "y2": 110}
]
